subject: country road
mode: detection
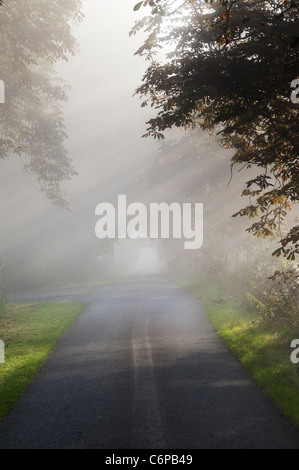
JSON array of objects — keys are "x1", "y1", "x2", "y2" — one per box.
[{"x1": 0, "y1": 277, "x2": 299, "y2": 449}]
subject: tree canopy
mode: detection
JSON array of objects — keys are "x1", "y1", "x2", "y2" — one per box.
[
  {"x1": 0, "y1": 0, "x2": 83, "y2": 207},
  {"x1": 132, "y1": 0, "x2": 299, "y2": 267}
]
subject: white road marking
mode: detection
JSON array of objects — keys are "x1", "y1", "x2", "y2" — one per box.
[{"x1": 131, "y1": 314, "x2": 165, "y2": 448}]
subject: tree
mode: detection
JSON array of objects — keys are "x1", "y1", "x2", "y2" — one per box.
[
  {"x1": 0, "y1": 0, "x2": 83, "y2": 207},
  {"x1": 132, "y1": 0, "x2": 299, "y2": 267}
]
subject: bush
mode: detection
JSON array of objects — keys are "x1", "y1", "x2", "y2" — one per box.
[{"x1": 223, "y1": 249, "x2": 298, "y2": 325}]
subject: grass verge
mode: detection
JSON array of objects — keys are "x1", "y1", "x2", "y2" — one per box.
[
  {"x1": 178, "y1": 277, "x2": 299, "y2": 427},
  {"x1": 0, "y1": 301, "x2": 86, "y2": 421}
]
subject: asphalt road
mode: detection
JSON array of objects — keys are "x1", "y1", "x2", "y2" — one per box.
[{"x1": 0, "y1": 277, "x2": 299, "y2": 449}]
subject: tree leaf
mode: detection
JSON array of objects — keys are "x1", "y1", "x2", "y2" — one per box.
[{"x1": 134, "y1": 2, "x2": 144, "y2": 11}]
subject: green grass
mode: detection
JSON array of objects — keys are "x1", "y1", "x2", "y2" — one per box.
[
  {"x1": 179, "y1": 278, "x2": 299, "y2": 427},
  {"x1": 0, "y1": 301, "x2": 86, "y2": 421}
]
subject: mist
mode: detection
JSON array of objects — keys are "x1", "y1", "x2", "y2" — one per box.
[
  {"x1": 0, "y1": 0, "x2": 296, "y2": 291},
  {"x1": 0, "y1": 0, "x2": 299, "y2": 451}
]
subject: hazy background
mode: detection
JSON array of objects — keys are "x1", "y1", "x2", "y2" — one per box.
[{"x1": 0, "y1": 0, "x2": 273, "y2": 291}]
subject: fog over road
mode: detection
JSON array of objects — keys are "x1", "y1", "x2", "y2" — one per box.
[{"x1": 1, "y1": 277, "x2": 299, "y2": 449}]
